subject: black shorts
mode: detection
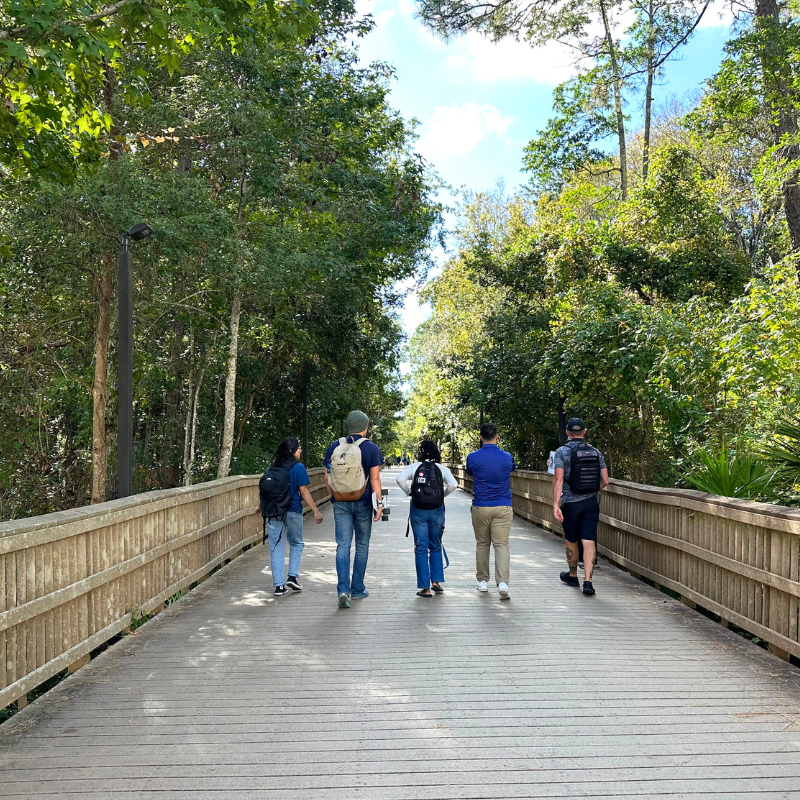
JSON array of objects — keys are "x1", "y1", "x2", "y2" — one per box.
[{"x1": 561, "y1": 496, "x2": 600, "y2": 543}]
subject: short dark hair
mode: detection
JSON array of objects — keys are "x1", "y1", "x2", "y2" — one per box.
[
  {"x1": 416, "y1": 440, "x2": 441, "y2": 463},
  {"x1": 480, "y1": 422, "x2": 498, "y2": 441}
]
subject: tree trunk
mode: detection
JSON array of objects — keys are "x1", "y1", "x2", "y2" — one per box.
[
  {"x1": 217, "y1": 290, "x2": 242, "y2": 479},
  {"x1": 182, "y1": 370, "x2": 194, "y2": 482},
  {"x1": 182, "y1": 331, "x2": 195, "y2": 480},
  {"x1": 91, "y1": 264, "x2": 113, "y2": 504},
  {"x1": 755, "y1": 0, "x2": 800, "y2": 255},
  {"x1": 642, "y1": 0, "x2": 655, "y2": 180},
  {"x1": 185, "y1": 367, "x2": 204, "y2": 486},
  {"x1": 600, "y1": 0, "x2": 628, "y2": 199}
]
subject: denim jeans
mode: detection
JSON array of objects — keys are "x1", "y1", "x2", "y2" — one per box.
[
  {"x1": 410, "y1": 505, "x2": 445, "y2": 589},
  {"x1": 334, "y1": 501, "x2": 373, "y2": 595},
  {"x1": 267, "y1": 511, "x2": 304, "y2": 587}
]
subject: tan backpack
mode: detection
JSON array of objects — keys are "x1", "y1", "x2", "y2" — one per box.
[{"x1": 329, "y1": 437, "x2": 368, "y2": 501}]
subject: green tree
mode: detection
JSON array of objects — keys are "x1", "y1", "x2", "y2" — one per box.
[{"x1": 0, "y1": 0, "x2": 331, "y2": 185}]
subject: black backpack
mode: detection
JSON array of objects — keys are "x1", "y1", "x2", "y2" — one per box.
[
  {"x1": 410, "y1": 461, "x2": 445, "y2": 510},
  {"x1": 566, "y1": 441, "x2": 602, "y2": 494},
  {"x1": 259, "y1": 461, "x2": 295, "y2": 545}
]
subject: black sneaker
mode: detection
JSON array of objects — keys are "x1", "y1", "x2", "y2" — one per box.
[
  {"x1": 583, "y1": 581, "x2": 595, "y2": 596},
  {"x1": 274, "y1": 585, "x2": 288, "y2": 597},
  {"x1": 560, "y1": 572, "x2": 580, "y2": 587},
  {"x1": 287, "y1": 576, "x2": 302, "y2": 591}
]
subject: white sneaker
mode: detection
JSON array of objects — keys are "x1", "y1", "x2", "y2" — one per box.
[
  {"x1": 476, "y1": 580, "x2": 488, "y2": 592},
  {"x1": 498, "y1": 582, "x2": 510, "y2": 599}
]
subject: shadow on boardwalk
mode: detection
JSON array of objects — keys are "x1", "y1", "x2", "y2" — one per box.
[{"x1": 1, "y1": 470, "x2": 800, "y2": 799}]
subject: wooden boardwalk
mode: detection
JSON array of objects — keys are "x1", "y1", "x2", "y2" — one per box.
[{"x1": 1, "y1": 470, "x2": 800, "y2": 799}]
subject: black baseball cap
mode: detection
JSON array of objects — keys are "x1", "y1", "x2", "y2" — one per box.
[{"x1": 566, "y1": 418, "x2": 586, "y2": 432}]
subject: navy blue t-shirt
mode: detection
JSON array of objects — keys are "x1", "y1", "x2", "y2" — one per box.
[
  {"x1": 288, "y1": 462, "x2": 311, "y2": 514},
  {"x1": 466, "y1": 444, "x2": 516, "y2": 507},
  {"x1": 323, "y1": 435, "x2": 383, "y2": 504}
]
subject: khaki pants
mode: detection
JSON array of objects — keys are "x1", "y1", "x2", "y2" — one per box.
[{"x1": 471, "y1": 505, "x2": 513, "y2": 585}]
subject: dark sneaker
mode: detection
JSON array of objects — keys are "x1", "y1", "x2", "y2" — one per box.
[
  {"x1": 583, "y1": 581, "x2": 595, "y2": 596},
  {"x1": 351, "y1": 589, "x2": 369, "y2": 600},
  {"x1": 287, "y1": 576, "x2": 302, "y2": 591},
  {"x1": 338, "y1": 593, "x2": 350, "y2": 609},
  {"x1": 274, "y1": 585, "x2": 288, "y2": 597},
  {"x1": 560, "y1": 572, "x2": 580, "y2": 587}
]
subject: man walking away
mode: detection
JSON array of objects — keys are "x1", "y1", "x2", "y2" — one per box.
[
  {"x1": 553, "y1": 418, "x2": 609, "y2": 596},
  {"x1": 324, "y1": 410, "x2": 383, "y2": 609},
  {"x1": 466, "y1": 422, "x2": 516, "y2": 599}
]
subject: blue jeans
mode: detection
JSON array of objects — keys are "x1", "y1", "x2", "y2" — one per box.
[
  {"x1": 334, "y1": 501, "x2": 373, "y2": 595},
  {"x1": 410, "y1": 505, "x2": 445, "y2": 589},
  {"x1": 267, "y1": 511, "x2": 304, "y2": 587}
]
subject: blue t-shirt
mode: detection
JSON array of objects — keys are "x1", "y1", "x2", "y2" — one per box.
[
  {"x1": 466, "y1": 444, "x2": 516, "y2": 507},
  {"x1": 323, "y1": 435, "x2": 383, "y2": 504},
  {"x1": 288, "y1": 462, "x2": 311, "y2": 514}
]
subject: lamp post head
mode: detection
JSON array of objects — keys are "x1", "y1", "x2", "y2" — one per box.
[{"x1": 126, "y1": 222, "x2": 154, "y2": 241}]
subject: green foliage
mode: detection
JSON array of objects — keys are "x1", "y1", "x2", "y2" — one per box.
[
  {"x1": 608, "y1": 147, "x2": 750, "y2": 302},
  {"x1": 523, "y1": 68, "x2": 617, "y2": 194},
  {"x1": 404, "y1": 137, "x2": 800, "y2": 501},
  {"x1": 0, "y1": 24, "x2": 441, "y2": 518},
  {"x1": 763, "y1": 421, "x2": 800, "y2": 486},
  {"x1": 0, "y1": 0, "x2": 337, "y2": 183},
  {"x1": 681, "y1": 443, "x2": 778, "y2": 500}
]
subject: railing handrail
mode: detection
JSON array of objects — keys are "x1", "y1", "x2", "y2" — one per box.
[
  {"x1": 0, "y1": 468, "x2": 327, "y2": 539},
  {"x1": 448, "y1": 464, "x2": 800, "y2": 532},
  {"x1": 448, "y1": 463, "x2": 800, "y2": 661}
]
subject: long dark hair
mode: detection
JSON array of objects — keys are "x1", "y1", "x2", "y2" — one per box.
[
  {"x1": 271, "y1": 436, "x2": 300, "y2": 467},
  {"x1": 416, "y1": 440, "x2": 441, "y2": 463}
]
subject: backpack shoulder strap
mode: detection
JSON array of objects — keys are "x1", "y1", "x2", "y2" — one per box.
[
  {"x1": 354, "y1": 438, "x2": 368, "y2": 448},
  {"x1": 338, "y1": 437, "x2": 347, "y2": 447}
]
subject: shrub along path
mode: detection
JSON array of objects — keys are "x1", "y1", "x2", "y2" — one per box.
[{"x1": 1, "y1": 469, "x2": 800, "y2": 798}]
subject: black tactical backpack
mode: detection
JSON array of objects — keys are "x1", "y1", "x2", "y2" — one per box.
[
  {"x1": 259, "y1": 461, "x2": 295, "y2": 544},
  {"x1": 410, "y1": 460, "x2": 445, "y2": 510},
  {"x1": 566, "y1": 441, "x2": 602, "y2": 494}
]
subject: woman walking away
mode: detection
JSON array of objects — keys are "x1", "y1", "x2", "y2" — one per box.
[
  {"x1": 265, "y1": 437, "x2": 324, "y2": 597},
  {"x1": 396, "y1": 441, "x2": 458, "y2": 596}
]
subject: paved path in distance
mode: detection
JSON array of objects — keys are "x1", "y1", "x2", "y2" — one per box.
[{"x1": 2, "y1": 468, "x2": 800, "y2": 799}]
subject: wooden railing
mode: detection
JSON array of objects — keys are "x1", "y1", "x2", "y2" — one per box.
[
  {"x1": 449, "y1": 466, "x2": 800, "y2": 661},
  {"x1": 0, "y1": 469, "x2": 329, "y2": 709}
]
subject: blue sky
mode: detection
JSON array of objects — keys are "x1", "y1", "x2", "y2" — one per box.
[{"x1": 354, "y1": 0, "x2": 736, "y2": 345}]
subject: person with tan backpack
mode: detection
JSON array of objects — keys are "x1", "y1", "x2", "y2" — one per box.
[{"x1": 323, "y1": 410, "x2": 383, "y2": 608}]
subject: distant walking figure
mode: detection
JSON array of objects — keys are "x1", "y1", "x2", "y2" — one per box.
[
  {"x1": 466, "y1": 423, "x2": 516, "y2": 599},
  {"x1": 396, "y1": 441, "x2": 458, "y2": 596},
  {"x1": 323, "y1": 410, "x2": 383, "y2": 609},
  {"x1": 260, "y1": 437, "x2": 324, "y2": 597},
  {"x1": 553, "y1": 418, "x2": 609, "y2": 596}
]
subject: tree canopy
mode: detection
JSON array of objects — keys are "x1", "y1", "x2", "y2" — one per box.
[{"x1": 0, "y1": 12, "x2": 442, "y2": 518}]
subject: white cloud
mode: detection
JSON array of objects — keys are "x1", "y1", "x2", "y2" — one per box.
[
  {"x1": 375, "y1": 8, "x2": 396, "y2": 24},
  {"x1": 697, "y1": 0, "x2": 735, "y2": 29},
  {"x1": 396, "y1": 0, "x2": 417, "y2": 16},
  {"x1": 417, "y1": 102, "x2": 513, "y2": 161},
  {"x1": 354, "y1": 0, "x2": 376, "y2": 17},
  {"x1": 446, "y1": 32, "x2": 578, "y2": 85}
]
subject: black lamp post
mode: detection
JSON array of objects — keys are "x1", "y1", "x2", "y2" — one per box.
[{"x1": 118, "y1": 222, "x2": 153, "y2": 498}]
